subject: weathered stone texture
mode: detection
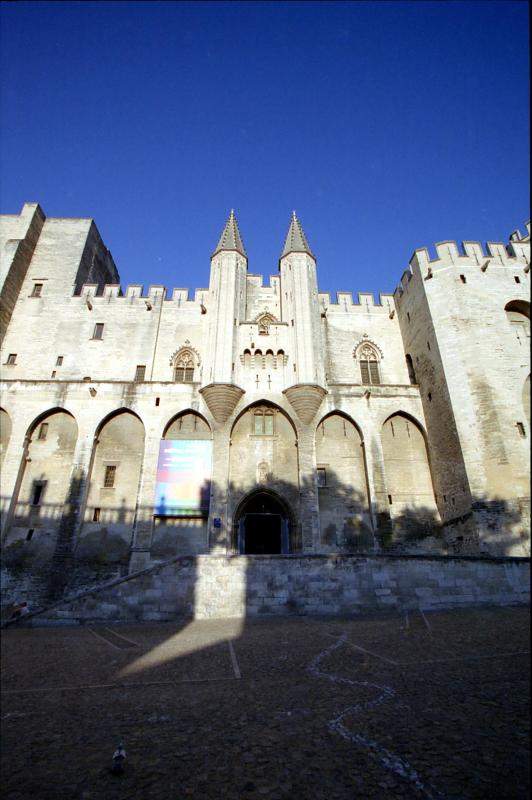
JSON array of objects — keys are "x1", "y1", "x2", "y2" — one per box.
[{"x1": 0, "y1": 204, "x2": 529, "y2": 613}]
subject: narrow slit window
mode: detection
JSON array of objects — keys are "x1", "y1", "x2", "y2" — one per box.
[
  {"x1": 514, "y1": 276, "x2": 521, "y2": 284},
  {"x1": 317, "y1": 468, "x2": 327, "y2": 487},
  {"x1": 93, "y1": 507, "x2": 101, "y2": 522},
  {"x1": 460, "y1": 275, "x2": 467, "y2": 284},
  {"x1": 92, "y1": 323, "x2": 104, "y2": 340},
  {"x1": 516, "y1": 422, "x2": 526, "y2": 438},
  {"x1": 103, "y1": 465, "x2": 116, "y2": 488},
  {"x1": 56, "y1": 356, "x2": 63, "y2": 366},
  {"x1": 6, "y1": 354, "x2": 17, "y2": 365},
  {"x1": 31, "y1": 283, "x2": 43, "y2": 297},
  {"x1": 37, "y1": 422, "x2": 48, "y2": 440},
  {"x1": 31, "y1": 483, "x2": 44, "y2": 506},
  {"x1": 26, "y1": 529, "x2": 34, "y2": 541}
]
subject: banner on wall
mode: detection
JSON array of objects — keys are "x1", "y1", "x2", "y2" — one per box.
[{"x1": 154, "y1": 440, "x2": 212, "y2": 516}]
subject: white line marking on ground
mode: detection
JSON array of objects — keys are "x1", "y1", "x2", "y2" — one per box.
[
  {"x1": 308, "y1": 634, "x2": 443, "y2": 800},
  {"x1": 228, "y1": 641, "x2": 241, "y2": 679},
  {"x1": 1, "y1": 677, "x2": 240, "y2": 695},
  {"x1": 86, "y1": 627, "x2": 124, "y2": 651},
  {"x1": 103, "y1": 627, "x2": 139, "y2": 646},
  {"x1": 400, "y1": 650, "x2": 530, "y2": 666},
  {"x1": 323, "y1": 631, "x2": 398, "y2": 665},
  {"x1": 419, "y1": 608, "x2": 432, "y2": 634}
]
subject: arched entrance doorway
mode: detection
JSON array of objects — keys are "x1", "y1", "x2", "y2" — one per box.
[{"x1": 234, "y1": 491, "x2": 292, "y2": 555}]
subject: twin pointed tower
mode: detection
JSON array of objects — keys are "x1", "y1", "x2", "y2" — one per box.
[{"x1": 200, "y1": 210, "x2": 326, "y2": 426}]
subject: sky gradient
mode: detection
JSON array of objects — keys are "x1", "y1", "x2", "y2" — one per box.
[{"x1": 1, "y1": 1, "x2": 529, "y2": 297}]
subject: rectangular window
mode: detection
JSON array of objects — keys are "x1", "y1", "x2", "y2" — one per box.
[
  {"x1": 460, "y1": 275, "x2": 467, "y2": 284},
  {"x1": 56, "y1": 356, "x2": 63, "y2": 366},
  {"x1": 31, "y1": 283, "x2": 43, "y2": 297},
  {"x1": 264, "y1": 413, "x2": 274, "y2": 435},
  {"x1": 254, "y1": 414, "x2": 263, "y2": 435},
  {"x1": 516, "y1": 422, "x2": 526, "y2": 438},
  {"x1": 388, "y1": 494, "x2": 393, "y2": 505},
  {"x1": 103, "y1": 465, "x2": 116, "y2": 488},
  {"x1": 92, "y1": 323, "x2": 104, "y2": 340},
  {"x1": 253, "y1": 411, "x2": 274, "y2": 435},
  {"x1": 37, "y1": 422, "x2": 48, "y2": 440},
  {"x1": 515, "y1": 276, "x2": 521, "y2": 284},
  {"x1": 93, "y1": 507, "x2": 101, "y2": 522},
  {"x1": 6, "y1": 354, "x2": 17, "y2": 365},
  {"x1": 369, "y1": 361, "x2": 380, "y2": 385},
  {"x1": 317, "y1": 468, "x2": 327, "y2": 487},
  {"x1": 31, "y1": 482, "x2": 44, "y2": 506},
  {"x1": 26, "y1": 529, "x2": 34, "y2": 541},
  {"x1": 360, "y1": 360, "x2": 370, "y2": 384},
  {"x1": 134, "y1": 365, "x2": 146, "y2": 382}
]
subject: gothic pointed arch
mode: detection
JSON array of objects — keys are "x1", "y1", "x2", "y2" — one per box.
[
  {"x1": 353, "y1": 336, "x2": 383, "y2": 385},
  {"x1": 254, "y1": 312, "x2": 278, "y2": 335},
  {"x1": 170, "y1": 343, "x2": 201, "y2": 383}
]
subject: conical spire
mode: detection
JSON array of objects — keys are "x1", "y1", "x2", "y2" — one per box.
[
  {"x1": 281, "y1": 211, "x2": 314, "y2": 259},
  {"x1": 212, "y1": 209, "x2": 247, "y2": 258}
]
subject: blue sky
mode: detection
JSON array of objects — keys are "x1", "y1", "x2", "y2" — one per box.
[{"x1": 1, "y1": 1, "x2": 529, "y2": 297}]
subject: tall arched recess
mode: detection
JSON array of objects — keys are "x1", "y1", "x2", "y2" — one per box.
[
  {"x1": 5, "y1": 409, "x2": 78, "y2": 553},
  {"x1": 151, "y1": 411, "x2": 212, "y2": 559},
  {"x1": 229, "y1": 401, "x2": 300, "y2": 554},
  {"x1": 380, "y1": 413, "x2": 439, "y2": 537},
  {"x1": 78, "y1": 410, "x2": 145, "y2": 567},
  {"x1": 315, "y1": 412, "x2": 373, "y2": 551}
]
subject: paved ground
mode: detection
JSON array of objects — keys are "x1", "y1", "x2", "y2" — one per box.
[{"x1": 1, "y1": 605, "x2": 530, "y2": 799}]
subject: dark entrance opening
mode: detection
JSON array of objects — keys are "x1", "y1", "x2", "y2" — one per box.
[{"x1": 235, "y1": 492, "x2": 291, "y2": 555}]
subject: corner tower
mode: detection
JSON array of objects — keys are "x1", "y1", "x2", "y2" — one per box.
[
  {"x1": 279, "y1": 212, "x2": 326, "y2": 424},
  {"x1": 201, "y1": 211, "x2": 247, "y2": 423}
]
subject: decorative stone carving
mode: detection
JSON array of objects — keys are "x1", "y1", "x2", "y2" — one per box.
[
  {"x1": 283, "y1": 383, "x2": 327, "y2": 425},
  {"x1": 353, "y1": 334, "x2": 383, "y2": 360},
  {"x1": 199, "y1": 383, "x2": 245, "y2": 424}
]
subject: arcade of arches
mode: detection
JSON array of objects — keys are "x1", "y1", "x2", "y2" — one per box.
[{"x1": 1, "y1": 402, "x2": 444, "y2": 571}]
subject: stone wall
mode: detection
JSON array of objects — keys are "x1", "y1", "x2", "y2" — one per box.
[{"x1": 16, "y1": 554, "x2": 530, "y2": 624}]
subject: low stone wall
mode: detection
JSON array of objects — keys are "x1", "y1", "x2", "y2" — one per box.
[{"x1": 19, "y1": 553, "x2": 530, "y2": 624}]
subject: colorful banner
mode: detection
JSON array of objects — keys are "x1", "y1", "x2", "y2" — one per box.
[{"x1": 154, "y1": 440, "x2": 212, "y2": 516}]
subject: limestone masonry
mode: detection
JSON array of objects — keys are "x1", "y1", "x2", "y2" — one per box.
[{"x1": 0, "y1": 203, "x2": 530, "y2": 614}]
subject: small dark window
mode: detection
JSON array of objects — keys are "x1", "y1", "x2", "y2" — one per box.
[
  {"x1": 51, "y1": 371, "x2": 56, "y2": 378},
  {"x1": 26, "y1": 529, "x2": 34, "y2": 541},
  {"x1": 427, "y1": 341, "x2": 431, "y2": 351},
  {"x1": 31, "y1": 483, "x2": 44, "y2": 506},
  {"x1": 388, "y1": 494, "x2": 393, "y2": 505},
  {"x1": 427, "y1": 392, "x2": 432, "y2": 402},
  {"x1": 37, "y1": 422, "x2": 48, "y2": 440},
  {"x1": 317, "y1": 468, "x2": 327, "y2": 487},
  {"x1": 6, "y1": 354, "x2": 17, "y2": 365},
  {"x1": 93, "y1": 507, "x2": 101, "y2": 522},
  {"x1": 516, "y1": 422, "x2": 526, "y2": 438},
  {"x1": 31, "y1": 283, "x2": 43, "y2": 297},
  {"x1": 407, "y1": 312, "x2": 411, "y2": 323},
  {"x1": 56, "y1": 356, "x2": 63, "y2": 366},
  {"x1": 92, "y1": 323, "x2": 104, "y2": 340},
  {"x1": 155, "y1": 397, "x2": 160, "y2": 406},
  {"x1": 514, "y1": 276, "x2": 521, "y2": 284},
  {"x1": 103, "y1": 465, "x2": 116, "y2": 488},
  {"x1": 460, "y1": 275, "x2": 466, "y2": 284},
  {"x1": 134, "y1": 365, "x2": 146, "y2": 382},
  {"x1": 406, "y1": 354, "x2": 416, "y2": 384}
]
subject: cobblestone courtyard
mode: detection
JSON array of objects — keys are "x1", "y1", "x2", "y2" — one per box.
[{"x1": 1, "y1": 605, "x2": 530, "y2": 799}]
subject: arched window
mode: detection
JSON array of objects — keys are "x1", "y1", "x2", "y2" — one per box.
[
  {"x1": 253, "y1": 407, "x2": 274, "y2": 435},
  {"x1": 405, "y1": 354, "x2": 417, "y2": 385},
  {"x1": 357, "y1": 343, "x2": 381, "y2": 385},
  {"x1": 257, "y1": 313, "x2": 277, "y2": 336},
  {"x1": 174, "y1": 350, "x2": 195, "y2": 383},
  {"x1": 505, "y1": 301, "x2": 530, "y2": 345}
]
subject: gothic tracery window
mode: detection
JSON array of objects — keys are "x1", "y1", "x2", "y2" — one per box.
[
  {"x1": 257, "y1": 313, "x2": 276, "y2": 336},
  {"x1": 174, "y1": 350, "x2": 195, "y2": 383},
  {"x1": 357, "y1": 343, "x2": 381, "y2": 385}
]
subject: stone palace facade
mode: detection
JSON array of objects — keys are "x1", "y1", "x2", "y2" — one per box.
[{"x1": 0, "y1": 203, "x2": 530, "y2": 602}]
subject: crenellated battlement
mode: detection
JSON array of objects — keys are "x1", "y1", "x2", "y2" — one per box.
[
  {"x1": 76, "y1": 283, "x2": 210, "y2": 306},
  {"x1": 318, "y1": 291, "x2": 395, "y2": 313},
  {"x1": 394, "y1": 223, "x2": 530, "y2": 296}
]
